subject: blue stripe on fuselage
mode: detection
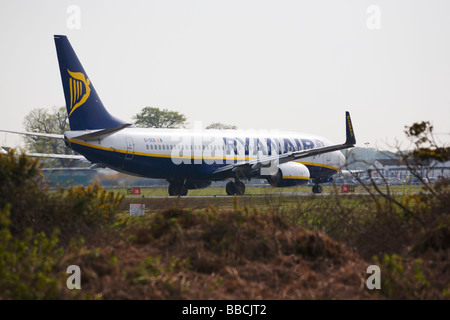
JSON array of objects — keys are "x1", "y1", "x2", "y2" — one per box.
[
  {"x1": 70, "y1": 141, "x2": 228, "y2": 180},
  {"x1": 70, "y1": 140, "x2": 339, "y2": 181}
]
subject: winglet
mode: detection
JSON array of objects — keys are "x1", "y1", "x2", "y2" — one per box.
[{"x1": 345, "y1": 111, "x2": 356, "y2": 146}]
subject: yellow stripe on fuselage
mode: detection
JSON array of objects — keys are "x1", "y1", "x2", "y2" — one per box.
[
  {"x1": 282, "y1": 176, "x2": 310, "y2": 180},
  {"x1": 294, "y1": 161, "x2": 339, "y2": 172}
]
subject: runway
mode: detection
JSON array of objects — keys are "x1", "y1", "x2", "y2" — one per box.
[{"x1": 123, "y1": 191, "x2": 377, "y2": 199}]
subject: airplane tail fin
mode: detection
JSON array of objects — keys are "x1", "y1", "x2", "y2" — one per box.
[{"x1": 54, "y1": 35, "x2": 127, "y2": 131}]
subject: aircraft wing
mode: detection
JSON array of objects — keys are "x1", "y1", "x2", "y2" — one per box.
[
  {"x1": 24, "y1": 152, "x2": 86, "y2": 160},
  {"x1": 1, "y1": 147, "x2": 87, "y2": 161},
  {"x1": 0, "y1": 129, "x2": 64, "y2": 139},
  {"x1": 213, "y1": 111, "x2": 356, "y2": 175},
  {"x1": 0, "y1": 130, "x2": 85, "y2": 160},
  {"x1": 0, "y1": 125, "x2": 134, "y2": 162}
]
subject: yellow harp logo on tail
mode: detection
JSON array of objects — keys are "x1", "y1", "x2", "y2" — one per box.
[{"x1": 67, "y1": 69, "x2": 91, "y2": 116}]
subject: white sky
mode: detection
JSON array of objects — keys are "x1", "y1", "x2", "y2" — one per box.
[{"x1": 1, "y1": 0, "x2": 449, "y2": 151}]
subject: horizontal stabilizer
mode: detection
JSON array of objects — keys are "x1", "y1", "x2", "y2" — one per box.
[
  {"x1": 0, "y1": 129, "x2": 64, "y2": 139},
  {"x1": 0, "y1": 147, "x2": 86, "y2": 161},
  {"x1": 25, "y1": 152, "x2": 86, "y2": 160},
  {"x1": 73, "y1": 123, "x2": 132, "y2": 141}
]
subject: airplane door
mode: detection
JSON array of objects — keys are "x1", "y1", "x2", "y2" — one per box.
[{"x1": 125, "y1": 137, "x2": 134, "y2": 160}]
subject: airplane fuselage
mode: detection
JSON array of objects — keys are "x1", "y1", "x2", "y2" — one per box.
[{"x1": 65, "y1": 128, "x2": 345, "y2": 182}]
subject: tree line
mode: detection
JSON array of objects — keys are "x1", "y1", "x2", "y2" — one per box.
[{"x1": 20, "y1": 106, "x2": 237, "y2": 167}]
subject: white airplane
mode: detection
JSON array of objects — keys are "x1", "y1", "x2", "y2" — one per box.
[{"x1": 0, "y1": 35, "x2": 356, "y2": 196}]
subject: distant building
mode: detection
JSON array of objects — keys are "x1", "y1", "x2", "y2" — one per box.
[
  {"x1": 368, "y1": 159, "x2": 450, "y2": 180},
  {"x1": 42, "y1": 167, "x2": 167, "y2": 188},
  {"x1": 42, "y1": 167, "x2": 97, "y2": 188}
]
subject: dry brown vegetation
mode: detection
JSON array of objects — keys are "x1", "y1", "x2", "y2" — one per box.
[{"x1": 74, "y1": 205, "x2": 378, "y2": 300}]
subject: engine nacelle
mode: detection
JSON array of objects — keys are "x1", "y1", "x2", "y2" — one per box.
[{"x1": 266, "y1": 162, "x2": 310, "y2": 187}]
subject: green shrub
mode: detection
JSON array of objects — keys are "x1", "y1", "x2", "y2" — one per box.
[
  {"x1": 0, "y1": 149, "x2": 123, "y2": 242},
  {"x1": 0, "y1": 149, "x2": 124, "y2": 299},
  {"x1": 0, "y1": 204, "x2": 65, "y2": 299}
]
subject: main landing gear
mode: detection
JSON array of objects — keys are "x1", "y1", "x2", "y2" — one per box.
[
  {"x1": 312, "y1": 179, "x2": 323, "y2": 194},
  {"x1": 312, "y1": 184, "x2": 323, "y2": 194},
  {"x1": 168, "y1": 180, "x2": 188, "y2": 196},
  {"x1": 226, "y1": 180, "x2": 245, "y2": 196}
]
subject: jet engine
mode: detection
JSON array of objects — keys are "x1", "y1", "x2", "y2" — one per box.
[{"x1": 266, "y1": 162, "x2": 310, "y2": 187}]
